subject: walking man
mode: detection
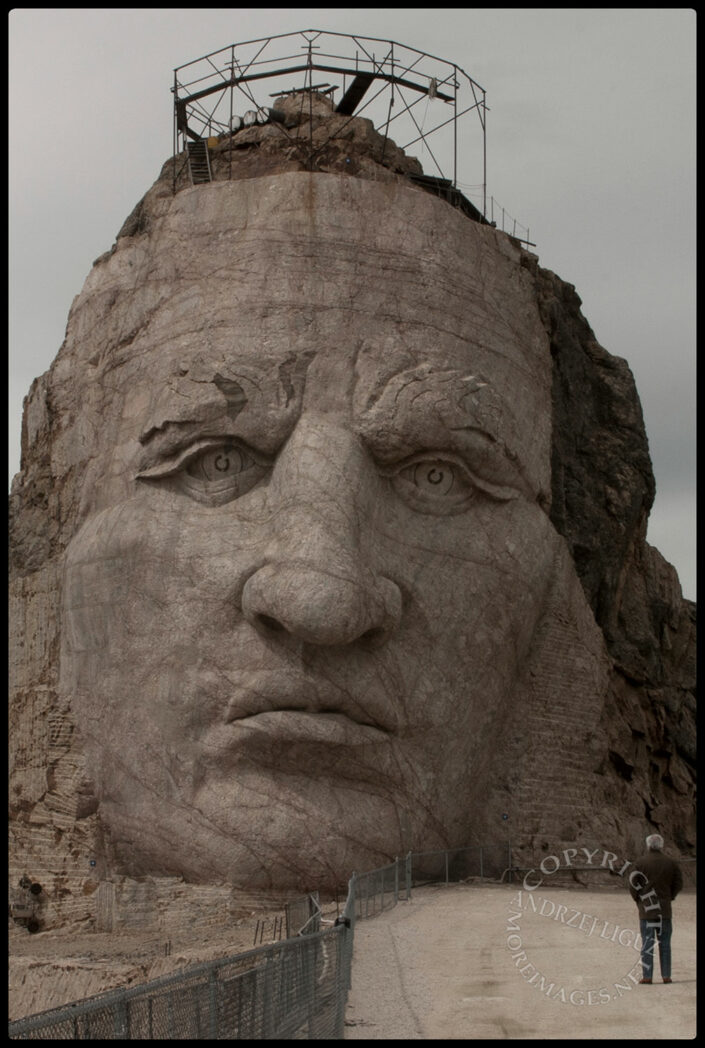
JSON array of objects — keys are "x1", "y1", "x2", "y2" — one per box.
[{"x1": 630, "y1": 833, "x2": 683, "y2": 984}]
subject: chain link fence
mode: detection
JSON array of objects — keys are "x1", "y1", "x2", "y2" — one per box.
[
  {"x1": 411, "y1": 843, "x2": 512, "y2": 887},
  {"x1": 9, "y1": 844, "x2": 508, "y2": 1040},
  {"x1": 285, "y1": 891, "x2": 322, "y2": 938},
  {"x1": 347, "y1": 856, "x2": 409, "y2": 921},
  {"x1": 8, "y1": 925, "x2": 351, "y2": 1040}
]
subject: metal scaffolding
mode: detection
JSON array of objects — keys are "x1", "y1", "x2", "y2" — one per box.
[{"x1": 171, "y1": 28, "x2": 488, "y2": 219}]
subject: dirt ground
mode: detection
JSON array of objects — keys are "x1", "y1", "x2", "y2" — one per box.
[
  {"x1": 344, "y1": 882, "x2": 696, "y2": 1039},
  {"x1": 10, "y1": 881, "x2": 695, "y2": 1038},
  {"x1": 8, "y1": 898, "x2": 342, "y2": 1023}
]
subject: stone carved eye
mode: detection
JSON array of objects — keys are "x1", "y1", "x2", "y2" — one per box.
[
  {"x1": 137, "y1": 440, "x2": 269, "y2": 506},
  {"x1": 389, "y1": 456, "x2": 472, "y2": 514},
  {"x1": 178, "y1": 443, "x2": 268, "y2": 504},
  {"x1": 405, "y1": 460, "x2": 456, "y2": 496},
  {"x1": 387, "y1": 454, "x2": 519, "y2": 515},
  {"x1": 186, "y1": 446, "x2": 249, "y2": 482}
]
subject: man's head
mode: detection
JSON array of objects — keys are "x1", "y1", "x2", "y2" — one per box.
[
  {"x1": 58, "y1": 172, "x2": 567, "y2": 888},
  {"x1": 646, "y1": 834, "x2": 665, "y2": 851}
]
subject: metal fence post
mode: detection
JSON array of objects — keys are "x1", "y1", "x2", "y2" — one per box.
[
  {"x1": 445, "y1": 849, "x2": 449, "y2": 884},
  {"x1": 167, "y1": 989, "x2": 175, "y2": 1038},
  {"x1": 480, "y1": 846, "x2": 484, "y2": 881},
  {"x1": 263, "y1": 951, "x2": 276, "y2": 1039},
  {"x1": 394, "y1": 856, "x2": 399, "y2": 903},
  {"x1": 208, "y1": 967, "x2": 218, "y2": 1038},
  {"x1": 333, "y1": 930, "x2": 345, "y2": 1036},
  {"x1": 113, "y1": 998, "x2": 128, "y2": 1039},
  {"x1": 406, "y1": 851, "x2": 412, "y2": 899}
]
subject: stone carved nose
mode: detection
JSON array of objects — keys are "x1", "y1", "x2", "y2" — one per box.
[{"x1": 241, "y1": 564, "x2": 402, "y2": 646}]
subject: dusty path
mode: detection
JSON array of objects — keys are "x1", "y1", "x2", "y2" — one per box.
[{"x1": 344, "y1": 882, "x2": 696, "y2": 1039}]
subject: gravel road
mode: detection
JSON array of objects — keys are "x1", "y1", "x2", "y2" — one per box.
[{"x1": 344, "y1": 882, "x2": 696, "y2": 1039}]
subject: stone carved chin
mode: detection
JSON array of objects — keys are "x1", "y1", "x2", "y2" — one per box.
[{"x1": 58, "y1": 175, "x2": 585, "y2": 890}]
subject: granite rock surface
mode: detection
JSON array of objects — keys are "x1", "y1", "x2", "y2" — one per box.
[{"x1": 9, "y1": 104, "x2": 695, "y2": 936}]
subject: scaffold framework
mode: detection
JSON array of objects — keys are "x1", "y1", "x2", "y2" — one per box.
[{"x1": 172, "y1": 28, "x2": 489, "y2": 218}]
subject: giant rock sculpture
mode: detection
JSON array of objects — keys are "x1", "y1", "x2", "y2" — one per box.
[{"x1": 9, "y1": 95, "x2": 695, "y2": 929}]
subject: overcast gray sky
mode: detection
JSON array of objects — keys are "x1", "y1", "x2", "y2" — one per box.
[{"x1": 9, "y1": 8, "x2": 695, "y2": 599}]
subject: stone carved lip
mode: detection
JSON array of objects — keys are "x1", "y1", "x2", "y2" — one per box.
[
  {"x1": 224, "y1": 670, "x2": 395, "y2": 738},
  {"x1": 227, "y1": 710, "x2": 390, "y2": 747}
]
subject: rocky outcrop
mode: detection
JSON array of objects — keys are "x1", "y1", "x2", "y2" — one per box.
[
  {"x1": 114, "y1": 90, "x2": 424, "y2": 249},
  {"x1": 522, "y1": 257, "x2": 695, "y2": 856},
  {"x1": 9, "y1": 100, "x2": 695, "y2": 940}
]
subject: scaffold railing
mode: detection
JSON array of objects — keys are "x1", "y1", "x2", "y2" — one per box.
[{"x1": 171, "y1": 28, "x2": 488, "y2": 217}]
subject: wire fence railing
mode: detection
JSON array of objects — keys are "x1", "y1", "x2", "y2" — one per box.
[
  {"x1": 9, "y1": 927, "x2": 350, "y2": 1040},
  {"x1": 455, "y1": 183, "x2": 532, "y2": 245},
  {"x1": 12, "y1": 844, "x2": 695, "y2": 1039},
  {"x1": 487, "y1": 195, "x2": 531, "y2": 245},
  {"x1": 7, "y1": 843, "x2": 508, "y2": 1040},
  {"x1": 411, "y1": 842, "x2": 512, "y2": 887},
  {"x1": 285, "y1": 891, "x2": 322, "y2": 938}
]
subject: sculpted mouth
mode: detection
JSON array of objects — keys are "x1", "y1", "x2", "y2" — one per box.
[
  {"x1": 223, "y1": 671, "x2": 395, "y2": 736},
  {"x1": 228, "y1": 709, "x2": 390, "y2": 745}
]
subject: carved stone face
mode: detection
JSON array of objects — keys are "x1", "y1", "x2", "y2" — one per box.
[{"x1": 60, "y1": 175, "x2": 558, "y2": 888}]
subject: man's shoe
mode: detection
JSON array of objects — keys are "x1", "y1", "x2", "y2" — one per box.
[
  {"x1": 639, "y1": 978, "x2": 652, "y2": 984},
  {"x1": 663, "y1": 977, "x2": 672, "y2": 984}
]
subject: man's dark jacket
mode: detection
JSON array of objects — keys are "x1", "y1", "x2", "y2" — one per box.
[{"x1": 629, "y1": 849, "x2": 683, "y2": 919}]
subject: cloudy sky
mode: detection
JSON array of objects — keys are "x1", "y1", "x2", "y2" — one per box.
[{"x1": 9, "y1": 9, "x2": 695, "y2": 599}]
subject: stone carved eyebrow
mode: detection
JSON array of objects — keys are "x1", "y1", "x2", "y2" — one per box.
[
  {"x1": 137, "y1": 353, "x2": 317, "y2": 466},
  {"x1": 212, "y1": 373, "x2": 248, "y2": 419},
  {"x1": 355, "y1": 364, "x2": 536, "y2": 498},
  {"x1": 139, "y1": 376, "x2": 247, "y2": 449}
]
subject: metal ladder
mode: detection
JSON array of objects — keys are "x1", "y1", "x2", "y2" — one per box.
[{"x1": 186, "y1": 139, "x2": 212, "y2": 184}]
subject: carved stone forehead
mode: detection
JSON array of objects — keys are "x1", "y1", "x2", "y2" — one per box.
[{"x1": 58, "y1": 174, "x2": 552, "y2": 509}]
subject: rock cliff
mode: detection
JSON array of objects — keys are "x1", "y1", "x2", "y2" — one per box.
[
  {"x1": 9, "y1": 96, "x2": 695, "y2": 936},
  {"x1": 532, "y1": 260, "x2": 695, "y2": 856}
]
